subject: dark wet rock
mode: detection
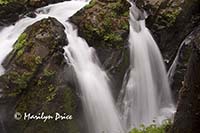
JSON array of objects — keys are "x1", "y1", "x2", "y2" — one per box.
[
  {"x1": 0, "y1": 17, "x2": 81, "y2": 133},
  {"x1": 26, "y1": 11, "x2": 37, "y2": 18},
  {"x1": 0, "y1": 0, "x2": 70, "y2": 26},
  {"x1": 27, "y1": 0, "x2": 69, "y2": 8},
  {"x1": 168, "y1": 26, "x2": 200, "y2": 101},
  {"x1": 171, "y1": 25, "x2": 200, "y2": 133},
  {"x1": 0, "y1": 2, "x2": 26, "y2": 26}
]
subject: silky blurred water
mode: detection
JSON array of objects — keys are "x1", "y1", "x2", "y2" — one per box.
[{"x1": 118, "y1": 3, "x2": 175, "y2": 131}]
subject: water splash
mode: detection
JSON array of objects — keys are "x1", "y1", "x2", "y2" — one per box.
[{"x1": 118, "y1": 3, "x2": 175, "y2": 131}]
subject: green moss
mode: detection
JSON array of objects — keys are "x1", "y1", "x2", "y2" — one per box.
[
  {"x1": 46, "y1": 85, "x2": 57, "y2": 102},
  {"x1": 162, "y1": 8, "x2": 181, "y2": 27},
  {"x1": 14, "y1": 33, "x2": 27, "y2": 50},
  {"x1": 104, "y1": 33, "x2": 123, "y2": 42},
  {"x1": 35, "y1": 56, "x2": 42, "y2": 64},
  {"x1": 121, "y1": 20, "x2": 129, "y2": 30},
  {"x1": 7, "y1": 71, "x2": 33, "y2": 96},
  {"x1": 37, "y1": 79, "x2": 47, "y2": 86},
  {"x1": 84, "y1": 0, "x2": 96, "y2": 9},
  {"x1": 17, "y1": 48, "x2": 25, "y2": 57},
  {"x1": 108, "y1": 1, "x2": 122, "y2": 11},
  {"x1": 0, "y1": 0, "x2": 9, "y2": 4},
  {"x1": 0, "y1": 0, "x2": 19, "y2": 4},
  {"x1": 44, "y1": 68, "x2": 55, "y2": 77},
  {"x1": 123, "y1": 11, "x2": 129, "y2": 17},
  {"x1": 0, "y1": 0, "x2": 27, "y2": 4}
]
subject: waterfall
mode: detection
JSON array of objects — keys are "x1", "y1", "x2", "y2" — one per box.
[
  {"x1": 168, "y1": 34, "x2": 192, "y2": 85},
  {"x1": 118, "y1": 3, "x2": 175, "y2": 130},
  {"x1": 0, "y1": 1, "x2": 124, "y2": 133},
  {"x1": 64, "y1": 23, "x2": 124, "y2": 133}
]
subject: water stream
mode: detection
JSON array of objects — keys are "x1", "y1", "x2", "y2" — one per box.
[{"x1": 118, "y1": 3, "x2": 175, "y2": 131}]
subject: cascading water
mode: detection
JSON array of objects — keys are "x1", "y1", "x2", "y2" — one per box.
[
  {"x1": 64, "y1": 24, "x2": 124, "y2": 133},
  {"x1": 118, "y1": 3, "x2": 175, "y2": 131},
  {"x1": 0, "y1": 1, "x2": 124, "y2": 133}
]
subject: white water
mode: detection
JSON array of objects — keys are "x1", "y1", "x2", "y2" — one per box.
[
  {"x1": 168, "y1": 36, "x2": 192, "y2": 84},
  {"x1": 0, "y1": 1, "x2": 124, "y2": 133},
  {"x1": 118, "y1": 3, "x2": 175, "y2": 131},
  {"x1": 64, "y1": 24, "x2": 124, "y2": 133}
]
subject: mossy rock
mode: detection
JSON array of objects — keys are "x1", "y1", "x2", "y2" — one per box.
[
  {"x1": 0, "y1": 17, "x2": 81, "y2": 133},
  {"x1": 70, "y1": 0, "x2": 130, "y2": 49}
]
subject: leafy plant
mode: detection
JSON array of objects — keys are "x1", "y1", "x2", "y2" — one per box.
[{"x1": 129, "y1": 120, "x2": 172, "y2": 133}]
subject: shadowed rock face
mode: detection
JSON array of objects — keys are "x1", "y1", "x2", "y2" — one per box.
[
  {"x1": 171, "y1": 26, "x2": 200, "y2": 133},
  {"x1": 0, "y1": 17, "x2": 82, "y2": 133},
  {"x1": 0, "y1": 0, "x2": 70, "y2": 26}
]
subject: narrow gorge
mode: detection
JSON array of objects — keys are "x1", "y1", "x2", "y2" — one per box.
[{"x1": 0, "y1": 0, "x2": 199, "y2": 133}]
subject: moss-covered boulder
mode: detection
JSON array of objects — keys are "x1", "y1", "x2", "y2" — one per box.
[
  {"x1": 70, "y1": 0, "x2": 130, "y2": 49},
  {"x1": 171, "y1": 25, "x2": 200, "y2": 133},
  {"x1": 0, "y1": 17, "x2": 81, "y2": 133}
]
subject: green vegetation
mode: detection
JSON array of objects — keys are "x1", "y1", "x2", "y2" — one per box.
[
  {"x1": 162, "y1": 8, "x2": 181, "y2": 27},
  {"x1": 44, "y1": 68, "x2": 55, "y2": 77},
  {"x1": 7, "y1": 71, "x2": 33, "y2": 96},
  {"x1": 35, "y1": 56, "x2": 42, "y2": 64},
  {"x1": 14, "y1": 33, "x2": 27, "y2": 57},
  {"x1": 14, "y1": 33, "x2": 27, "y2": 50},
  {"x1": 129, "y1": 120, "x2": 171, "y2": 133},
  {"x1": 104, "y1": 33, "x2": 123, "y2": 42},
  {"x1": 85, "y1": 0, "x2": 96, "y2": 9},
  {"x1": 0, "y1": 0, "x2": 27, "y2": 4},
  {"x1": 0, "y1": 0, "x2": 11, "y2": 4}
]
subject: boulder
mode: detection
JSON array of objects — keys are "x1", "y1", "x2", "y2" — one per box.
[{"x1": 0, "y1": 17, "x2": 81, "y2": 133}]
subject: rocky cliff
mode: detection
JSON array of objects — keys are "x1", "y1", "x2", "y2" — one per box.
[{"x1": 171, "y1": 26, "x2": 200, "y2": 133}]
